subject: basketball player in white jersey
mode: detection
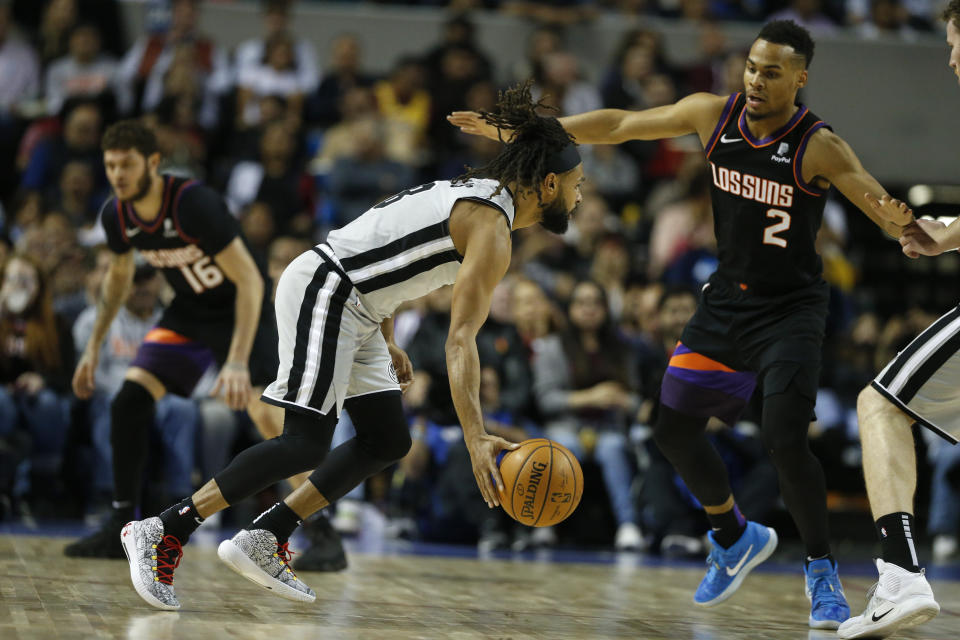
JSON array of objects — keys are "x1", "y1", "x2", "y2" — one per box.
[
  {"x1": 119, "y1": 82, "x2": 585, "y2": 610},
  {"x1": 837, "y1": 4, "x2": 960, "y2": 638}
]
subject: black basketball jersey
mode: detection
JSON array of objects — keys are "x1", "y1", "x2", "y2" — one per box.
[
  {"x1": 704, "y1": 92, "x2": 831, "y2": 295},
  {"x1": 100, "y1": 176, "x2": 260, "y2": 321}
]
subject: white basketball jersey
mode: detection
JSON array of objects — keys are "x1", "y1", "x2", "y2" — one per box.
[{"x1": 324, "y1": 179, "x2": 516, "y2": 321}]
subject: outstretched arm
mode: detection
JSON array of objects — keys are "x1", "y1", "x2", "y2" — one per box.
[
  {"x1": 448, "y1": 92, "x2": 727, "y2": 146},
  {"x1": 446, "y1": 203, "x2": 520, "y2": 508},
  {"x1": 801, "y1": 128, "x2": 914, "y2": 238}
]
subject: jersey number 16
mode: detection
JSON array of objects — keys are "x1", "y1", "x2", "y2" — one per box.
[{"x1": 180, "y1": 256, "x2": 224, "y2": 293}]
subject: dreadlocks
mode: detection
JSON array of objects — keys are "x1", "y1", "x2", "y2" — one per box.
[{"x1": 455, "y1": 80, "x2": 577, "y2": 204}]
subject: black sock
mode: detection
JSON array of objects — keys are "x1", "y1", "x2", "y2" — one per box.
[
  {"x1": 251, "y1": 502, "x2": 302, "y2": 545},
  {"x1": 707, "y1": 502, "x2": 747, "y2": 549},
  {"x1": 805, "y1": 553, "x2": 835, "y2": 569},
  {"x1": 159, "y1": 497, "x2": 204, "y2": 543},
  {"x1": 110, "y1": 381, "x2": 156, "y2": 506},
  {"x1": 876, "y1": 512, "x2": 920, "y2": 572}
]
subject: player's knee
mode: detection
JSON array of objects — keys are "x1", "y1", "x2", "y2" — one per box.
[
  {"x1": 110, "y1": 381, "x2": 156, "y2": 440},
  {"x1": 363, "y1": 420, "x2": 412, "y2": 463},
  {"x1": 275, "y1": 432, "x2": 329, "y2": 473},
  {"x1": 857, "y1": 384, "x2": 891, "y2": 425}
]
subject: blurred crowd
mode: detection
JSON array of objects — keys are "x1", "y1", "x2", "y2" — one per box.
[{"x1": 0, "y1": 0, "x2": 958, "y2": 563}]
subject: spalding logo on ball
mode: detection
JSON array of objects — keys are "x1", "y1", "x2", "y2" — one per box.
[{"x1": 496, "y1": 438, "x2": 584, "y2": 527}]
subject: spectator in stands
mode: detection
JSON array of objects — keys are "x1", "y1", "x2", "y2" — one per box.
[
  {"x1": 925, "y1": 432, "x2": 960, "y2": 562},
  {"x1": 374, "y1": 57, "x2": 431, "y2": 161},
  {"x1": 36, "y1": 0, "x2": 76, "y2": 66},
  {"x1": 141, "y1": 95, "x2": 208, "y2": 179},
  {"x1": 511, "y1": 277, "x2": 559, "y2": 357},
  {"x1": 647, "y1": 162, "x2": 715, "y2": 283},
  {"x1": 0, "y1": 2, "x2": 41, "y2": 200},
  {"x1": 327, "y1": 117, "x2": 416, "y2": 224},
  {"x1": 426, "y1": 45, "x2": 490, "y2": 163},
  {"x1": 511, "y1": 23, "x2": 563, "y2": 84},
  {"x1": 590, "y1": 233, "x2": 632, "y2": 322},
  {"x1": 0, "y1": 253, "x2": 74, "y2": 507},
  {"x1": 225, "y1": 120, "x2": 312, "y2": 235},
  {"x1": 857, "y1": 0, "x2": 918, "y2": 39},
  {"x1": 44, "y1": 23, "x2": 116, "y2": 117},
  {"x1": 422, "y1": 13, "x2": 493, "y2": 82},
  {"x1": 235, "y1": 0, "x2": 318, "y2": 123},
  {"x1": 307, "y1": 33, "x2": 374, "y2": 128},
  {"x1": 73, "y1": 255, "x2": 198, "y2": 514},
  {"x1": 116, "y1": 0, "x2": 230, "y2": 127},
  {"x1": 531, "y1": 279, "x2": 643, "y2": 550},
  {"x1": 20, "y1": 99, "x2": 103, "y2": 195},
  {"x1": 313, "y1": 86, "x2": 417, "y2": 171},
  {"x1": 236, "y1": 31, "x2": 312, "y2": 130},
  {"x1": 46, "y1": 160, "x2": 100, "y2": 229},
  {"x1": 532, "y1": 51, "x2": 602, "y2": 117}
]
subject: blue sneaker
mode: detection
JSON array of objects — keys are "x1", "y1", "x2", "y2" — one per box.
[
  {"x1": 805, "y1": 557, "x2": 850, "y2": 629},
  {"x1": 694, "y1": 521, "x2": 778, "y2": 606}
]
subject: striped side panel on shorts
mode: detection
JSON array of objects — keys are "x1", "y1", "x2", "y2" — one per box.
[
  {"x1": 877, "y1": 304, "x2": 960, "y2": 401},
  {"x1": 283, "y1": 263, "x2": 331, "y2": 403}
]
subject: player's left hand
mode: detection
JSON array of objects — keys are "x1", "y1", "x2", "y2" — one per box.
[
  {"x1": 865, "y1": 193, "x2": 914, "y2": 227},
  {"x1": 212, "y1": 362, "x2": 252, "y2": 410},
  {"x1": 465, "y1": 433, "x2": 520, "y2": 509},
  {"x1": 899, "y1": 218, "x2": 947, "y2": 258},
  {"x1": 387, "y1": 342, "x2": 414, "y2": 393}
]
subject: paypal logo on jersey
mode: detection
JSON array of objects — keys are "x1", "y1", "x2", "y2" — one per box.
[{"x1": 771, "y1": 142, "x2": 791, "y2": 164}]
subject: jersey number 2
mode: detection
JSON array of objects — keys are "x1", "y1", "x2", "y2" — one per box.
[
  {"x1": 763, "y1": 209, "x2": 791, "y2": 248},
  {"x1": 180, "y1": 256, "x2": 224, "y2": 293}
]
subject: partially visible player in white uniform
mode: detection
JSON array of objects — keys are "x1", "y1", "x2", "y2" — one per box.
[
  {"x1": 838, "y1": 4, "x2": 960, "y2": 638},
  {"x1": 119, "y1": 82, "x2": 586, "y2": 610}
]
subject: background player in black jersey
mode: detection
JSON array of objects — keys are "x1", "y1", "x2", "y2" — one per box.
[
  {"x1": 63, "y1": 121, "x2": 343, "y2": 566},
  {"x1": 837, "y1": 4, "x2": 960, "y2": 638},
  {"x1": 451, "y1": 20, "x2": 914, "y2": 629}
]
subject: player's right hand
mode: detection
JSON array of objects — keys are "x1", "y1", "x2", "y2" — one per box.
[
  {"x1": 447, "y1": 111, "x2": 511, "y2": 142},
  {"x1": 72, "y1": 351, "x2": 98, "y2": 399},
  {"x1": 212, "y1": 362, "x2": 252, "y2": 411}
]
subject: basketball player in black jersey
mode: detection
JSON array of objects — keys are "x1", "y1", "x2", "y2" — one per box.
[
  {"x1": 64, "y1": 121, "x2": 343, "y2": 567},
  {"x1": 451, "y1": 20, "x2": 914, "y2": 629}
]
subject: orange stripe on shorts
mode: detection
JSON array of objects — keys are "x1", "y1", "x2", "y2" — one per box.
[
  {"x1": 143, "y1": 328, "x2": 192, "y2": 345},
  {"x1": 668, "y1": 351, "x2": 736, "y2": 373}
]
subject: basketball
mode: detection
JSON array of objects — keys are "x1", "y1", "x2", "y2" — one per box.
[{"x1": 496, "y1": 438, "x2": 584, "y2": 527}]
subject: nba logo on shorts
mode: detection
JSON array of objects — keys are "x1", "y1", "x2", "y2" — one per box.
[
  {"x1": 179, "y1": 506, "x2": 191, "y2": 516},
  {"x1": 880, "y1": 526, "x2": 887, "y2": 538}
]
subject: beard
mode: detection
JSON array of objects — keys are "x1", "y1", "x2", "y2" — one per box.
[
  {"x1": 539, "y1": 194, "x2": 573, "y2": 234},
  {"x1": 118, "y1": 168, "x2": 153, "y2": 203}
]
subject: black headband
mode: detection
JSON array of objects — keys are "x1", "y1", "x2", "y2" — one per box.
[{"x1": 544, "y1": 143, "x2": 581, "y2": 175}]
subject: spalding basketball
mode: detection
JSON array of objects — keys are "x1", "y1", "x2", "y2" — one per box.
[{"x1": 497, "y1": 438, "x2": 583, "y2": 527}]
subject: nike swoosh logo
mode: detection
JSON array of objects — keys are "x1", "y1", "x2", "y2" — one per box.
[
  {"x1": 871, "y1": 608, "x2": 894, "y2": 622},
  {"x1": 126, "y1": 226, "x2": 141, "y2": 236},
  {"x1": 720, "y1": 135, "x2": 742, "y2": 143},
  {"x1": 725, "y1": 544, "x2": 753, "y2": 576}
]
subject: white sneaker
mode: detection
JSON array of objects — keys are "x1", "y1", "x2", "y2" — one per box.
[
  {"x1": 217, "y1": 529, "x2": 316, "y2": 603},
  {"x1": 530, "y1": 526, "x2": 557, "y2": 548},
  {"x1": 837, "y1": 559, "x2": 940, "y2": 639},
  {"x1": 932, "y1": 534, "x2": 958, "y2": 562},
  {"x1": 614, "y1": 522, "x2": 644, "y2": 551}
]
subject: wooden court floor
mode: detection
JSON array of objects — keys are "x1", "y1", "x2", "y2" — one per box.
[{"x1": 1, "y1": 534, "x2": 958, "y2": 640}]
